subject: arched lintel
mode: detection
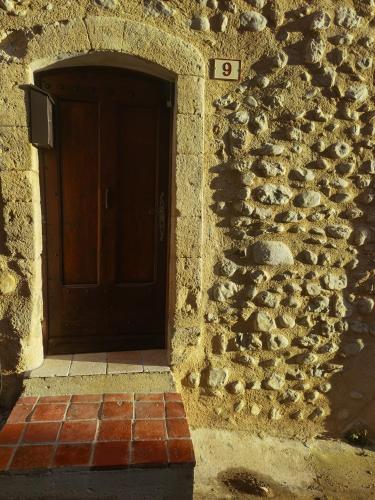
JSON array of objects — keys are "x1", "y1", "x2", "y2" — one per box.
[{"x1": 27, "y1": 17, "x2": 205, "y2": 79}]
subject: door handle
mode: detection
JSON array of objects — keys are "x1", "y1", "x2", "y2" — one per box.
[
  {"x1": 159, "y1": 192, "x2": 166, "y2": 242},
  {"x1": 105, "y1": 188, "x2": 111, "y2": 210}
]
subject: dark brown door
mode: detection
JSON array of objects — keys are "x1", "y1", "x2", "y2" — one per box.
[{"x1": 38, "y1": 67, "x2": 171, "y2": 354}]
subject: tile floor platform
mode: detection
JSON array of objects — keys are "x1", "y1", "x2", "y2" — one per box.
[
  {"x1": 28, "y1": 350, "x2": 170, "y2": 378},
  {"x1": 0, "y1": 393, "x2": 194, "y2": 472}
]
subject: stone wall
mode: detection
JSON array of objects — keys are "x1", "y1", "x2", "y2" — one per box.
[{"x1": 1, "y1": 0, "x2": 375, "y2": 440}]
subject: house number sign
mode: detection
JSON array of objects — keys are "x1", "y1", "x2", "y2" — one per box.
[{"x1": 213, "y1": 58, "x2": 241, "y2": 81}]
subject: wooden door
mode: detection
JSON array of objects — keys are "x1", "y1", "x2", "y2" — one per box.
[{"x1": 38, "y1": 67, "x2": 171, "y2": 354}]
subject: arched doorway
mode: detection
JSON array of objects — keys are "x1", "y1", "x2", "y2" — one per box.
[{"x1": 37, "y1": 66, "x2": 173, "y2": 354}]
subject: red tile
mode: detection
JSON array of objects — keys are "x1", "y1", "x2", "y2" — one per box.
[
  {"x1": 133, "y1": 420, "x2": 166, "y2": 441},
  {"x1": 30, "y1": 404, "x2": 67, "y2": 422},
  {"x1": 164, "y1": 393, "x2": 183, "y2": 402},
  {"x1": 104, "y1": 393, "x2": 133, "y2": 402},
  {"x1": 10, "y1": 445, "x2": 54, "y2": 470},
  {"x1": 0, "y1": 423, "x2": 24, "y2": 445},
  {"x1": 59, "y1": 421, "x2": 97, "y2": 443},
  {"x1": 97, "y1": 420, "x2": 132, "y2": 442},
  {"x1": 102, "y1": 402, "x2": 133, "y2": 420},
  {"x1": 131, "y1": 441, "x2": 167, "y2": 466},
  {"x1": 0, "y1": 447, "x2": 14, "y2": 471},
  {"x1": 66, "y1": 403, "x2": 100, "y2": 421},
  {"x1": 135, "y1": 402, "x2": 164, "y2": 419},
  {"x1": 7, "y1": 404, "x2": 34, "y2": 423},
  {"x1": 71, "y1": 394, "x2": 102, "y2": 403},
  {"x1": 167, "y1": 439, "x2": 195, "y2": 465},
  {"x1": 135, "y1": 393, "x2": 163, "y2": 402},
  {"x1": 166, "y1": 402, "x2": 185, "y2": 419},
  {"x1": 17, "y1": 396, "x2": 38, "y2": 405},
  {"x1": 23, "y1": 422, "x2": 61, "y2": 443},
  {"x1": 92, "y1": 442, "x2": 130, "y2": 468},
  {"x1": 38, "y1": 396, "x2": 71, "y2": 404},
  {"x1": 54, "y1": 444, "x2": 92, "y2": 467},
  {"x1": 166, "y1": 418, "x2": 190, "y2": 438}
]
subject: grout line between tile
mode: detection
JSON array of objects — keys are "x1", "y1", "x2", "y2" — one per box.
[
  {"x1": 55, "y1": 419, "x2": 64, "y2": 443},
  {"x1": 5, "y1": 419, "x2": 27, "y2": 471},
  {"x1": 88, "y1": 419, "x2": 100, "y2": 467},
  {"x1": 66, "y1": 357, "x2": 73, "y2": 377}
]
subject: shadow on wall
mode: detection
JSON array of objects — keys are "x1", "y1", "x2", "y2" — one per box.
[
  {"x1": 0, "y1": 374, "x2": 23, "y2": 414},
  {"x1": 324, "y1": 264, "x2": 375, "y2": 444}
]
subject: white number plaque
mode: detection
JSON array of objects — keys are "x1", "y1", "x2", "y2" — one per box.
[{"x1": 213, "y1": 59, "x2": 241, "y2": 81}]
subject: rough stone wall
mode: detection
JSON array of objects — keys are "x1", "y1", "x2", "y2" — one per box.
[{"x1": 1, "y1": 0, "x2": 375, "y2": 440}]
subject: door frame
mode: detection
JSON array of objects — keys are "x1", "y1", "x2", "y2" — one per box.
[{"x1": 5, "y1": 20, "x2": 206, "y2": 373}]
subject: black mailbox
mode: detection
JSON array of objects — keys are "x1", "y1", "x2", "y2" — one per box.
[{"x1": 29, "y1": 85, "x2": 54, "y2": 149}]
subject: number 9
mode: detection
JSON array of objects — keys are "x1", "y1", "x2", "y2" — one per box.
[{"x1": 222, "y1": 62, "x2": 232, "y2": 77}]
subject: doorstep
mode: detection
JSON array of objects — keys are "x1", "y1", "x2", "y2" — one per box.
[
  {"x1": 23, "y1": 350, "x2": 175, "y2": 396},
  {"x1": 0, "y1": 392, "x2": 195, "y2": 499}
]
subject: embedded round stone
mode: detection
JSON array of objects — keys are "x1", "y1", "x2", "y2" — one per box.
[
  {"x1": 325, "y1": 225, "x2": 352, "y2": 239},
  {"x1": 228, "y1": 381, "x2": 245, "y2": 394},
  {"x1": 254, "y1": 291, "x2": 280, "y2": 308},
  {"x1": 217, "y1": 259, "x2": 237, "y2": 277},
  {"x1": 0, "y1": 272, "x2": 17, "y2": 294},
  {"x1": 250, "y1": 403, "x2": 261, "y2": 415},
  {"x1": 345, "y1": 84, "x2": 368, "y2": 103},
  {"x1": 258, "y1": 143, "x2": 284, "y2": 156},
  {"x1": 357, "y1": 297, "x2": 374, "y2": 315},
  {"x1": 322, "y1": 273, "x2": 347, "y2": 290},
  {"x1": 335, "y1": 6, "x2": 362, "y2": 29},
  {"x1": 229, "y1": 110, "x2": 249, "y2": 125},
  {"x1": 207, "y1": 368, "x2": 229, "y2": 389},
  {"x1": 298, "y1": 250, "x2": 318, "y2": 265},
  {"x1": 263, "y1": 373, "x2": 285, "y2": 390},
  {"x1": 294, "y1": 191, "x2": 321, "y2": 208},
  {"x1": 251, "y1": 311, "x2": 275, "y2": 332},
  {"x1": 187, "y1": 372, "x2": 200, "y2": 388},
  {"x1": 328, "y1": 142, "x2": 351, "y2": 159},
  {"x1": 266, "y1": 333, "x2": 289, "y2": 351},
  {"x1": 254, "y1": 160, "x2": 285, "y2": 178},
  {"x1": 277, "y1": 314, "x2": 295, "y2": 328},
  {"x1": 212, "y1": 282, "x2": 238, "y2": 302},
  {"x1": 310, "y1": 10, "x2": 331, "y2": 30},
  {"x1": 240, "y1": 11, "x2": 268, "y2": 31},
  {"x1": 290, "y1": 168, "x2": 315, "y2": 182},
  {"x1": 191, "y1": 15, "x2": 210, "y2": 31},
  {"x1": 250, "y1": 241, "x2": 294, "y2": 266},
  {"x1": 343, "y1": 339, "x2": 364, "y2": 356},
  {"x1": 305, "y1": 37, "x2": 326, "y2": 64},
  {"x1": 269, "y1": 51, "x2": 288, "y2": 69},
  {"x1": 254, "y1": 184, "x2": 292, "y2": 205}
]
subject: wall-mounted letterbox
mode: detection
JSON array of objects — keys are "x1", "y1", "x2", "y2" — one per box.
[{"x1": 29, "y1": 85, "x2": 54, "y2": 149}]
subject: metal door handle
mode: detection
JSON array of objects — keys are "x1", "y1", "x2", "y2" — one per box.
[
  {"x1": 105, "y1": 188, "x2": 110, "y2": 210},
  {"x1": 159, "y1": 192, "x2": 166, "y2": 242}
]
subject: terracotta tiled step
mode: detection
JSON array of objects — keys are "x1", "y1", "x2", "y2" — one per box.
[{"x1": 0, "y1": 393, "x2": 195, "y2": 472}]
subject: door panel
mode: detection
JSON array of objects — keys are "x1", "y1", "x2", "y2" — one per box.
[
  {"x1": 39, "y1": 67, "x2": 171, "y2": 354},
  {"x1": 115, "y1": 106, "x2": 158, "y2": 284},
  {"x1": 60, "y1": 100, "x2": 100, "y2": 285}
]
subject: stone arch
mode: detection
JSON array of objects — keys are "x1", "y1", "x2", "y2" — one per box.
[{"x1": 0, "y1": 16, "x2": 205, "y2": 372}]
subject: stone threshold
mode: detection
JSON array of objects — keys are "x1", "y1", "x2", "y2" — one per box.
[
  {"x1": 27, "y1": 350, "x2": 170, "y2": 378},
  {"x1": 0, "y1": 392, "x2": 195, "y2": 473}
]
